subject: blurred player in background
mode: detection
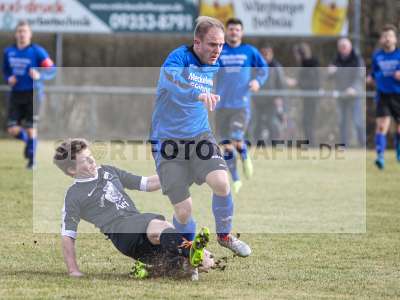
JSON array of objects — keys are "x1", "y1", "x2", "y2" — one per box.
[
  {"x1": 367, "y1": 24, "x2": 400, "y2": 169},
  {"x1": 215, "y1": 18, "x2": 268, "y2": 194},
  {"x1": 2, "y1": 20, "x2": 55, "y2": 169},
  {"x1": 150, "y1": 16, "x2": 251, "y2": 258}
]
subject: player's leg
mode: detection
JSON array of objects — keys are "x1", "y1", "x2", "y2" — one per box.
[
  {"x1": 216, "y1": 109, "x2": 241, "y2": 190},
  {"x1": 25, "y1": 92, "x2": 38, "y2": 169},
  {"x1": 375, "y1": 94, "x2": 392, "y2": 169},
  {"x1": 6, "y1": 93, "x2": 29, "y2": 146},
  {"x1": 232, "y1": 109, "x2": 252, "y2": 179},
  {"x1": 396, "y1": 123, "x2": 400, "y2": 162},
  {"x1": 191, "y1": 133, "x2": 251, "y2": 257},
  {"x1": 205, "y1": 169, "x2": 251, "y2": 257}
]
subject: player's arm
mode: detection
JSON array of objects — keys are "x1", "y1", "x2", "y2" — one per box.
[
  {"x1": 109, "y1": 166, "x2": 159, "y2": 192},
  {"x1": 30, "y1": 45, "x2": 56, "y2": 81},
  {"x1": 249, "y1": 48, "x2": 269, "y2": 92},
  {"x1": 61, "y1": 194, "x2": 82, "y2": 277},
  {"x1": 367, "y1": 54, "x2": 378, "y2": 86},
  {"x1": 62, "y1": 236, "x2": 82, "y2": 277},
  {"x1": 2, "y1": 49, "x2": 16, "y2": 86}
]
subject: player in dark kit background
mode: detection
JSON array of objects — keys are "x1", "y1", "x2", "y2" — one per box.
[
  {"x1": 54, "y1": 139, "x2": 214, "y2": 279},
  {"x1": 2, "y1": 20, "x2": 56, "y2": 168},
  {"x1": 367, "y1": 24, "x2": 400, "y2": 169}
]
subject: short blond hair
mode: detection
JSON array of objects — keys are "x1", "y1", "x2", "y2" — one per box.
[{"x1": 194, "y1": 16, "x2": 225, "y2": 40}]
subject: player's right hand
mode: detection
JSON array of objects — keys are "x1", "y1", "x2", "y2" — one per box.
[
  {"x1": 366, "y1": 75, "x2": 375, "y2": 86},
  {"x1": 198, "y1": 92, "x2": 220, "y2": 112},
  {"x1": 8, "y1": 75, "x2": 17, "y2": 87}
]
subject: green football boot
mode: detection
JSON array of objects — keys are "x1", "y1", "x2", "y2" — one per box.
[
  {"x1": 189, "y1": 227, "x2": 210, "y2": 267},
  {"x1": 129, "y1": 260, "x2": 149, "y2": 279}
]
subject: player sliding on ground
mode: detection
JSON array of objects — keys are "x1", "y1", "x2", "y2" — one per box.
[
  {"x1": 54, "y1": 139, "x2": 214, "y2": 280},
  {"x1": 150, "y1": 16, "x2": 251, "y2": 257},
  {"x1": 215, "y1": 18, "x2": 269, "y2": 194}
]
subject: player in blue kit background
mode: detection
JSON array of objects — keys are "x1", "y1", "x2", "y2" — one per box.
[
  {"x1": 215, "y1": 18, "x2": 268, "y2": 194},
  {"x1": 367, "y1": 24, "x2": 400, "y2": 169},
  {"x1": 3, "y1": 20, "x2": 56, "y2": 169},
  {"x1": 150, "y1": 16, "x2": 251, "y2": 258}
]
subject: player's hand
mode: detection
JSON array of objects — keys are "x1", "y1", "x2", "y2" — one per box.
[
  {"x1": 249, "y1": 79, "x2": 260, "y2": 92},
  {"x1": 394, "y1": 70, "x2": 400, "y2": 81},
  {"x1": 69, "y1": 270, "x2": 84, "y2": 277},
  {"x1": 29, "y1": 68, "x2": 41, "y2": 80},
  {"x1": 328, "y1": 64, "x2": 337, "y2": 75},
  {"x1": 198, "y1": 92, "x2": 220, "y2": 112},
  {"x1": 8, "y1": 75, "x2": 17, "y2": 87},
  {"x1": 286, "y1": 77, "x2": 297, "y2": 87}
]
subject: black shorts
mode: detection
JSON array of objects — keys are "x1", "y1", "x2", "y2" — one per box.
[
  {"x1": 106, "y1": 213, "x2": 165, "y2": 263},
  {"x1": 152, "y1": 132, "x2": 227, "y2": 204},
  {"x1": 215, "y1": 108, "x2": 249, "y2": 141},
  {"x1": 376, "y1": 93, "x2": 400, "y2": 122},
  {"x1": 7, "y1": 91, "x2": 39, "y2": 128}
]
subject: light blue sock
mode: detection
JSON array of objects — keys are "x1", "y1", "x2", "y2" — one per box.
[
  {"x1": 173, "y1": 215, "x2": 196, "y2": 241},
  {"x1": 212, "y1": 193, "x2": 234, "y2": 238},
  {"x1": 375, "y1": 133, "x2": 386, "y2": 159},
  {"x1": 396, "y1": 133, "x2": 400, "y2": 160},
  {"x1": 224, "y1": 149, "x2": 239, "y2": 181}
]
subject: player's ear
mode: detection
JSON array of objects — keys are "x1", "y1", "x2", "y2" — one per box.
[{"x1": 66, "y1": 166, "x2": 76, "y2": 177}]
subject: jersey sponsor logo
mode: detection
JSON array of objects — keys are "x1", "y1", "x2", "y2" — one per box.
[
  {"x1": 101, "y1": 181, "x2": 130, "y2": 210},
  {"x1": 377, "y1": 59, "x2": 399, "y2": 77}
]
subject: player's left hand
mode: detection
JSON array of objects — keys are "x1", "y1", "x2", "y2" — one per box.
[
  {"x1": 198, "y1": 92, "x2": 220, "y2": 111},
  {"x1": 29, "y1": 68, "x2": 41, "y2": 80},
  {"x1": 394, "y1": 70, "x2": 400, "y2": 81},
  {"x1": 249, "y1": 79, "x2": 260, "y2": 92}
]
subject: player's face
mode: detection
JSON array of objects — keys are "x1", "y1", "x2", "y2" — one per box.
[
  {"x1": 15, "y1": 25, "x2": 32, "y2": 48},
  {"x1": 73, "y1": 148, "x2": 98, "y2": 178},
  {"x1": 194, "y1": 27, "x2": 225, "y2": 65},
  {"x1": 226, "y1": 24, "x2": 243, "y2": 45},
  {"x1": 380, "y1": 30, "x2": 397, "y2": 50}
]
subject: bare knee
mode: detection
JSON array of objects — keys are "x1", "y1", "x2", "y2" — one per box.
[
  {"x1": 146, "y1": 219, "x2": 174, "y2": 245},
  {"x1": 207, "y1": 170, "x2": 230, "y2": 196},
  {"x1": 174, "y1": 198, "x2": 192, "y2": 224},
  {"x1": 7, "y1": 126, "x2": 19, "y2": 137}
]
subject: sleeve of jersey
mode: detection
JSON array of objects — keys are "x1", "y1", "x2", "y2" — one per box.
[
  {"x1": 35, "y1": 45, "x2": 56, "y2": 81},
  {"x1": 112, "y1": 166, "x2": 143, "y2": 191},
  {"x1": 61, "y1": 193, "x2": 81, "y2": 239},
  {"x1": 2, "y1": 49, "x2": 12, "y2": 83},
  {"x1": 370, "y1": 53, "x2": 378, "y2": 79},
  {"x1": 160, "y1": 52, "x2": 202, "y2": 103},
  {"x1": 253, "y1": 49, "x2": 269, "y2": 86}
]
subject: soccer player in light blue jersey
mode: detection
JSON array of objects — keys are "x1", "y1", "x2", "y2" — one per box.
[
  {"x1": 3, "y1": 20, "x2": 55, "y2": 169},
  {"x1": 215, "y1": 18, "x2": 268, "y2": 194},
  {"x1": 151, "y1": 16, "x2": 251, "y2": 258},
  {"x1": 367, "y1": 24, "x2": 400, "y2": 169}
]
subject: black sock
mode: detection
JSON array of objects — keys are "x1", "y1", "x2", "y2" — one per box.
[{"x1": 159, "y1": 228, "x2": 190, "y2": 258}]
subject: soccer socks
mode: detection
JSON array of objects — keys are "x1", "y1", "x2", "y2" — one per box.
[
  {"x1": 396, "y1": 133, "x2": 400, "y2": 161},
  {"x1": 26, "y1": 138, "x2": 37, "y2": 163},
  {"x1": 224, "y1": 149, "x2": 239, "y2": 182},
  {"x1": 237, "y1": 143, "x2": 248, "y2": 161},
  {"x1": 15, "y1": 129, "x2": 28, "y2": 143},
  {"x1": 212, "y1": 193, "x2": 234, "y2": 239},
  {"x1": 159, "y1": 227, "x2": 190, "y2": 257},
  {"x1": 375, "y1": 133, "x2": 386, "y2": 159},
  {"x1": 173, "y1": 215, "x2": 196, "y2": 242}
]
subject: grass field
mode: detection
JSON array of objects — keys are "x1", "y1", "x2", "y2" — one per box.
[{"x1": 0, "y1": 139, "x2": 399, "y2": 299}]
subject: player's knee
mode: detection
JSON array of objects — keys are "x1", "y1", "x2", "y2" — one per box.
[
  {"x1": 174, "y1": 199, "x2": 192, "y2": 224},
  {"x1": 7, "y1": 127, "x2": 18, "y2": 136},
  {"x1": 211, "y1": 174, "x2": 230, "y2": 196}
]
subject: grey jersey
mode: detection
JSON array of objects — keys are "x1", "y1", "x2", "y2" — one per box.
[{"x1": 61, "y1": 165, "x2": 146, "y2": 239}]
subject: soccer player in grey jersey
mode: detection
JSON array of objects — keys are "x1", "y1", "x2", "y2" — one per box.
[{"x1": 54, "y1": 138, "x2": 213, "y2": 279}]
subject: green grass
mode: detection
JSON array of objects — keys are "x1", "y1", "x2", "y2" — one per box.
[{"x1": 0, "y1": 139, "x2": 399, "y2": 299}]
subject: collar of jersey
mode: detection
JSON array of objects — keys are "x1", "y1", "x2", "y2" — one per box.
[{"x1": 74, "y1": 168, "x2": 100, "y2": 183}]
